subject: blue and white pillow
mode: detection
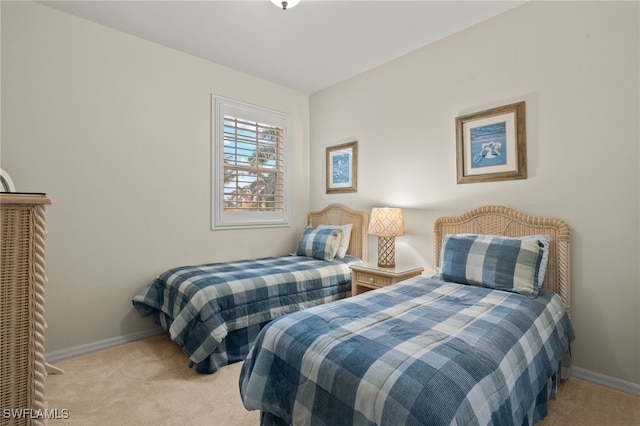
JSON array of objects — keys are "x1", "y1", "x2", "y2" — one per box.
[
  {"x1": 295, "y1": 227, "x2": 343, "y2": 261},
  {"x1": 317, "y1": 224, "x2": 353, "y2": 258},
  {"x1": 439, "y1": 234, "x2": 551, "y2": 297}
]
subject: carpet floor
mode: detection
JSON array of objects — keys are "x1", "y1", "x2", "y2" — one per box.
[{"x1": 45, "y1": 333, "x2": 639, "y2": 425}]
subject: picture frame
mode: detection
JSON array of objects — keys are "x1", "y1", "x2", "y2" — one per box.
[
  {"x1": 455, "y1": 101, "x2": 527, "y2": 184},
  {"x1": 326, "y1": 141, "x2": 358, "y2": 193}
]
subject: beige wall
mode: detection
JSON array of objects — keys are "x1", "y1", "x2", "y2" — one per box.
[
  {"x1": 1, "y1": 2, "x2": 310, "y2": 352},
  {"x1": 2, "y1": 1, "x2": 638, "y2": 390},
  {"x1": 310, "y1": 1, "x2": 639, "y2": 386}
]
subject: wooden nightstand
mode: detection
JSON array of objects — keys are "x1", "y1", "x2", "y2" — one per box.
[{"x1": 350, "y1": 262, "x2": 424, "y2": 295}]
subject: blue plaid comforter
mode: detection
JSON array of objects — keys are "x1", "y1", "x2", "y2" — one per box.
[
  {"x1": 240, "y1": 276, "x2": 574, "y2": 425},
  {"x1": 133, "y1": 255, "x2": 358, "y2": 373}
]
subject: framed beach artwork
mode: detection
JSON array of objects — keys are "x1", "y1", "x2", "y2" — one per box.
[
  {"x1": 326, "y1": 141, "x2": 358, "y2": 193},
  {"x1": 455, "y1": 101, "x2": 527, "y2": 184}
]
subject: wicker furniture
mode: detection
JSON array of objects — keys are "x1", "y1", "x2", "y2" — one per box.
[
  {"x1": 133, "y1": 203, "x2": 370, "y2": 374},
  {"x1": 308, "y1": 203, "x2": 369, "y2": 261},
  {"x1": 350, "y1": 263, "x2": 423, "y2": 295},
  {"x1": 433, "y1": 205, "x2": 571, "y2": 317},
  {"x1": 1, "y1": 193, "x2": 51, "y2": 426}
]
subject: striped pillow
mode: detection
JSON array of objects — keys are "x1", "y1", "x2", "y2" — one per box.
[
  {"x1": 439, "y1": 234, "x2": 550, "y2": 297},
  {"x1": 296, "y1": 227, "x2": 343, "y2": 261}
]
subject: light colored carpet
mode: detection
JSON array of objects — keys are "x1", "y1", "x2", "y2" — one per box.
[
  {"x1": 538, "y1": 376, "x2": 640, "y2": 426},
  {"x1": 46, "y1": 334, "x2": 640, "y2": 425},
  {"x1": 46, "y1": 334, "x2": 258, "y2": 425}
]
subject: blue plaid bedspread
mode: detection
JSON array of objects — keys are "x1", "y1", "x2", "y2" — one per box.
[
  {"x1": 240, "y1": 276, "x2": 574, "y2": 425},
  {"x1": 133, "y1": 255, "x2": 358, "y2": 373}
]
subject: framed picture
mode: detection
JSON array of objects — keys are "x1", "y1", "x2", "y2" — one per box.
[
  {"x1": 326, "y1": 141, "x2": 358, "y2": 193},
  {"x1": 455, "y1": 101, "x2": 527, "y2": 184}
]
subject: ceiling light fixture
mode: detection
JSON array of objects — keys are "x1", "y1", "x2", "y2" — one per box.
[{"x1": 270, "y1": 0, "x2": 301, "y2": 10}]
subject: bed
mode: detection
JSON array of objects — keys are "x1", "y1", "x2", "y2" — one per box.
[
  {"x1": 132, "y1": 204, "x2": 368, "y2": 374},
  {"x1": 239, "y1": 205, "x2": 575, "y2": 425}
]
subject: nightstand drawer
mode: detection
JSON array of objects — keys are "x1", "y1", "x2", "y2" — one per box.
[
  {"x1": 350, "y1": 263, "x2": 424, "y2": 296},
  {"x1": 353, "y1": 271, "x2": 392, "y2": 288}
]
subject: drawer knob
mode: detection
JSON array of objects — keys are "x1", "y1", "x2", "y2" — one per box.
[{"x1": 368, "y1": 277, "x2": 375, "y2": 283}]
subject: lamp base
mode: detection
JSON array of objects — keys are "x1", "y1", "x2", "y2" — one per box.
[{"x1": 377, "y1": 236, "x2": 396, "y2": 268}]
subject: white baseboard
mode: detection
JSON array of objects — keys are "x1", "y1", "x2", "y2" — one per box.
[
  {"x1": 46, "y1": 332, "x2": 640, "y2": 398},
  {"x1": 572, "y1": 366, "x2": 640, "y2": 396},
  {"x1": 46, "y1": 329, "x2": 163, "y2": 364}
]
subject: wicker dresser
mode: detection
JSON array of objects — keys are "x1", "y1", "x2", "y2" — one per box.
[{"x1": 1, "y1": 193, "x2": 51, "y2": 426}]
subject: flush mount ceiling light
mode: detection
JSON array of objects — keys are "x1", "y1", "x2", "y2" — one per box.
[{"x1": 270, "y1": 0, "x2": 301, "y2": 10}]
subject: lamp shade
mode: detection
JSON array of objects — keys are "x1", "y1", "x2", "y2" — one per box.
[{"x1": 368, "y1": 208, "x2": 405, "y2": 237}]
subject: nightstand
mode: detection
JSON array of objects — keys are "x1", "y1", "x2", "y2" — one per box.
[{"x1": 350, "y1": 262, "x2": 424, "y2": 295}]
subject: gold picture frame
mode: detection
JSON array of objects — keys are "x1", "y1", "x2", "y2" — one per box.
[
  {"x1": 326, "y1": 141, "x2": 358, "y2": 193},
  {"x1": 455, "y1": 101, "x2": 527, "y2": 184}
]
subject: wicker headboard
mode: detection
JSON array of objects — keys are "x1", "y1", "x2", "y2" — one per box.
[
  {"x1": 308, "y1": 204, "x2": 369, "y2": 262},
  {"x1": 433, "y1": 205, "x2": 571, "y2": 317}
]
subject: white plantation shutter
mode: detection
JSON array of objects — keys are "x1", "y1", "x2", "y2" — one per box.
[
  {"x1": 222, "y1": 117, "x2": 284, "y2": 211},
  {"x1": 212, "y1": 96, "x2": 290, "y2": 229}
]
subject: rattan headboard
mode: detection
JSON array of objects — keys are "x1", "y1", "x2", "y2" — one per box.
[
  {"x1": 433, "y1": 205, "x2": 571, "y2": 317},
  {"x1": 308, "y1": 204, "x2": 369, "y2": 262}
]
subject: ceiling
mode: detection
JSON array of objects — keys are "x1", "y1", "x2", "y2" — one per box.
[{"x1": 39, "y1": 0, "x2": 526, "y2": 94}]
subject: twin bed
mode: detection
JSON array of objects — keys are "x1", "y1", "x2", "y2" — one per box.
[
  {"x1": 133, "y1": 204, "x2": 574, "y2": 425},
  {"x1": 133, "y1": 204, "x2": 368, "y2": 374},
  {"x1": 239, "y1": 205, "x2": 574, "y2": 425}
]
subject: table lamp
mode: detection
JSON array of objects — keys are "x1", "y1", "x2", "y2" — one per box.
[{"x1": 368, "y1": 207, "x2": 405, "y2": 268}]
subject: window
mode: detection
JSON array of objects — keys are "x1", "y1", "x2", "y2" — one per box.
[{"x1": 212, "y1": 96, "x2": 290, "y2": 229}]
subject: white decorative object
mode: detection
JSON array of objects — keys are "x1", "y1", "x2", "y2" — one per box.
[{"x1": 0, "y1": 168, "x2": 16, "y2": 192}]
